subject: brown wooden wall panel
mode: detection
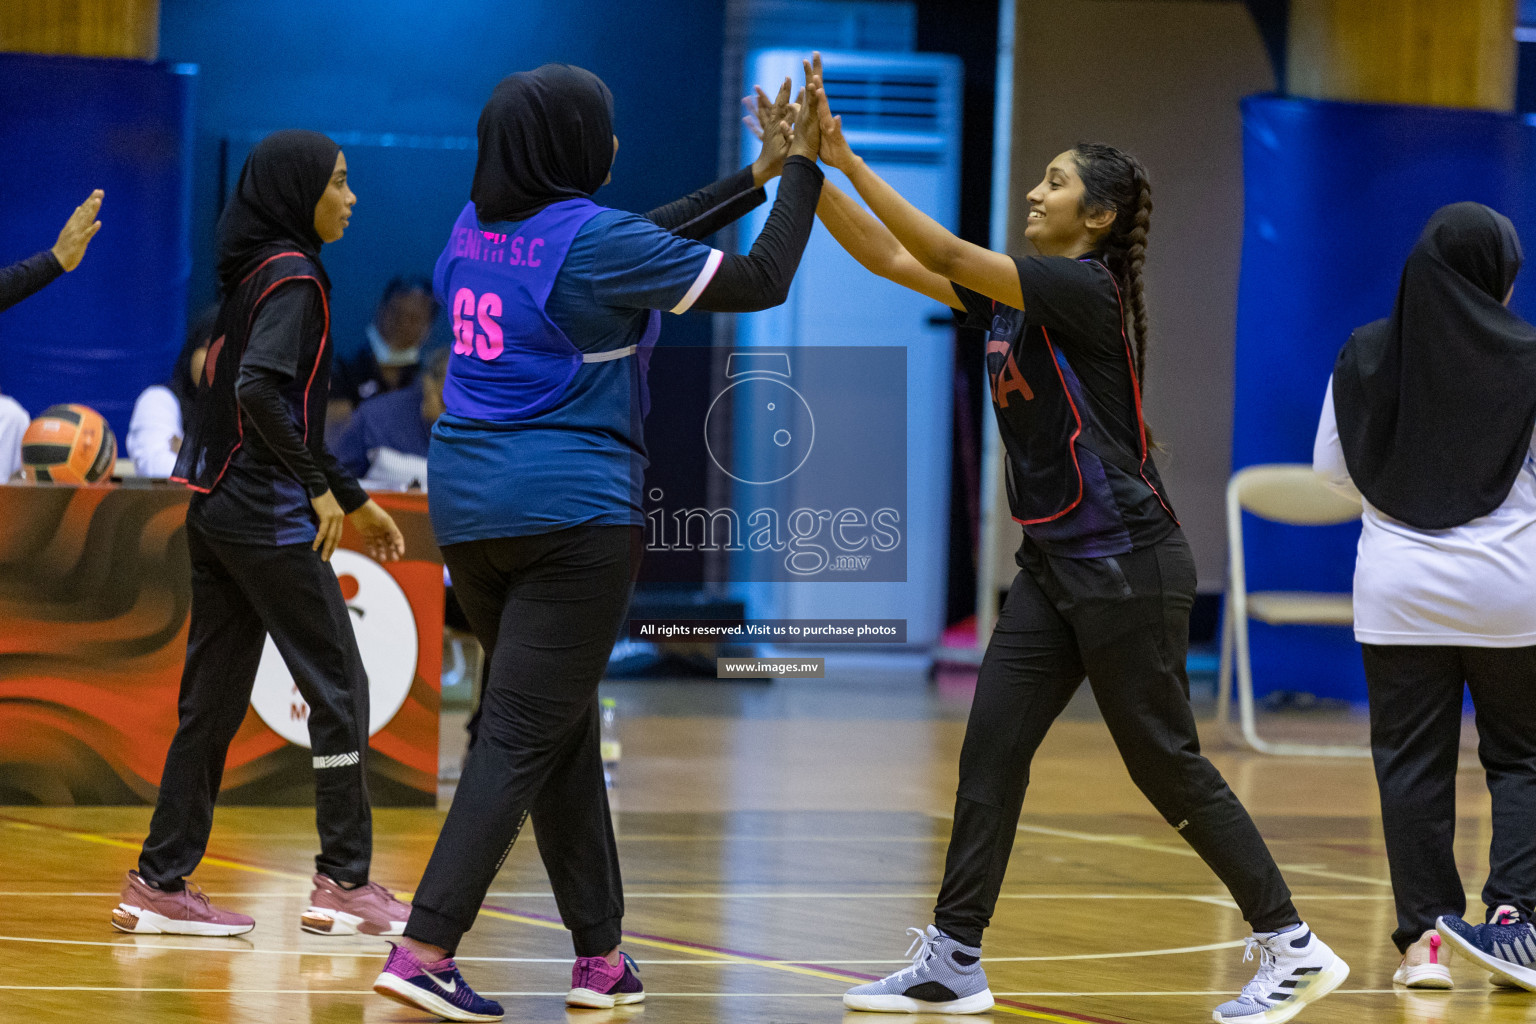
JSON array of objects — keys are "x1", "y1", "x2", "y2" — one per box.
[
  {"x1": 1288, "y1": 0, "x2": 1516, "y2": 111},
  {"x1": 0, "y1": 0, "x2": 159, "y2": 60}
]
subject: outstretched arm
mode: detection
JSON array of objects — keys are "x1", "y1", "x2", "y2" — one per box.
[
  {"x1": 0, "y1": 252, "x2": 62, "y2": 314},
  {"x1": 644, "y1": 168, "x2": 765, "y2": 241},
  {"x1": 690, "y1": 61, "x2": 826, "y2": 313},
  {"x1": 645, "y1": 78, "x2": 800, "y2": 240},
  {"x1": 815, "y1": 71, "x2": 1021, "y2": 309},
  {"x1": 818, "y1": 181, "x2": 963, "y2": 310}
]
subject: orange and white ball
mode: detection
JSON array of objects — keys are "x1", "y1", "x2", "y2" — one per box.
[{"x1": 20, "y1": 404, "x2": 118, "y2": 485}]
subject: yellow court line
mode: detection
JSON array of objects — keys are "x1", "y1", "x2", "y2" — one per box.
[
  {"x1": 0, "y1": 889, "x2": 1410, "y2": 901},
  {"x1": 7, "y1": 816, "x2": 1122, "y2": 1024},
  {"x1": 474, "y1": 907, "x2": 1103, "y2": 1022},
  {"x1": 0, "y1": 932, "x2": 1242, "y2": 966},
  {"x1": 1005, "y1": 822, "x2": 1391, "y2": 888},
  {"x1": 2, "y1": 820, "x2": 298, "y2": 880},
  {"x1": 0, "y1": 986, "x2": 1415, "y2": 997}
]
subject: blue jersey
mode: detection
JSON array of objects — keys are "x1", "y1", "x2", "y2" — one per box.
[{"x1": 427, "y1": 199, "x2": 721, "y2": 545}]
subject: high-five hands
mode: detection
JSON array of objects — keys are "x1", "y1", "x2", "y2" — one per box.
[
  {"x1": 813, "y1": 60, "x2": 857, "y2": 172},
  {"x1": 52, "y1": 190, "x2": 103, "y2": 272},
  {"x1": 787, "y1": 52, "x2": 824, "y2": 162},
  {"x1": 744, "y1": 53, "x2": 838, "y2": 168},
  {"x1": 746, "y1": 77, "x2": 799, "y2": 186}
]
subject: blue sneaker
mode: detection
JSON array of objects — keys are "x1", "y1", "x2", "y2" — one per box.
[
  {"x1": 843, "y1": 925, "x2": 993, "y2": 1014},
  {"x1": 1212, "y1": 923, "x2": 1349, "y2": 1024},
  {"x1": 373, "y1": 943, "x2": 504, "y2": 1022},
  {"x1": 1437, "y1": 905, "x2": 1536, "y2": 991}
]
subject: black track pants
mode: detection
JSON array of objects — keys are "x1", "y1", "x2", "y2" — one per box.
[
  {"x1": 1364, "y1": 643, "x2": 1536, "y2": 952},
  {"x1": 934, "y1": 531, "x2": 1298, "y2": 946},
  {"x1": 139, "y1": 516, "x2": 373, "y2": 887},
  {"x1": 405, "y1": 525, "x2": 640, "y2": 957}
]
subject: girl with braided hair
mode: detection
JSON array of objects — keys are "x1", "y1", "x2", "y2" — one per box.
[{"x1": 810, "y1": 70, "x2": 1346, "y2": 1024}]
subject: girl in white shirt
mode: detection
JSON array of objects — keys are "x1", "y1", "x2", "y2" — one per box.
[
  {"x1": 127, "y1": 308, "x2": 215, "y2": 477},
  {"x1": 1315, "y1": 202, "x2": 1536, "y2": 992}
]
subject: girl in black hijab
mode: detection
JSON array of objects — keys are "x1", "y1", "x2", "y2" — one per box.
[
  {"x1": 373, "y1": 62, "x2": 825, "y2": 1022},
  {"x1": 114, "y1": 130, "x2": 412, "y2": 941},
  {"x1": 1316, "y1": 201, "x2": 1536, "y2": 991}
]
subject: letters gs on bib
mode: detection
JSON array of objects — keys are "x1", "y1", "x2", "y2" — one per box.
[{"x1": 448, "y1": 226, "x2": 547, "y2": 362}]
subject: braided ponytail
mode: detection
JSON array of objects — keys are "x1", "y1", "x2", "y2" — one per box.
[
  {"x1": 1124, "y1": 167, "x2": 1152, "y2": 389},
  {"x1": 1071, "y1": 143, "x2": 1153, "y2": 389}
]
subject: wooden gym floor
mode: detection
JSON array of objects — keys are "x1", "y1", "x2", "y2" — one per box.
[{"x1": 0, "y1": 664, "x2": 1528, "y2": 1023}]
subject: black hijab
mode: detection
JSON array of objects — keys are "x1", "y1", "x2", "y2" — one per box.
[
  {"x1": 471, "y1": 64, "x2": 614, "y2": 223},
  {"x1": 1333, "y1": 202, "x2": 1536, "y2": 529},
  {"x1": 215, "y1": 129, "x2": 340, "y2": 290}
]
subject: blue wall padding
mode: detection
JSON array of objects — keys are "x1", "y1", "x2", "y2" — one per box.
[
  {"x1": 1232, "y1": 94, "x2": 1536, "y2": 699},
  {"x1": 0, "y1": 55, "x2": 195, "y2": 440},
  {"x1": 158, "y1": 0, "x2": 726, "y2": 358}
]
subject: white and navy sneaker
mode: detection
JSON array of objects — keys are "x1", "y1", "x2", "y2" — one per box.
[
  {"x1": 1437, "y1": 905, "x2": 1536, "y2": 991},
  {"x1": 842, "y1": 924, "x2": 993, "y2": 1014},
  {"x1": 1212, "y1": 923, "x2": 1349, "y2": 1024}
]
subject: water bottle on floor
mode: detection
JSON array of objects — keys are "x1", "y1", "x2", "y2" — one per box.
[{"x1": 600, "y1": 697, "x2": 621, "y2": 813}]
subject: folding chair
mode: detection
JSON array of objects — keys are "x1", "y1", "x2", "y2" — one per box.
[{"x1": 1214, "y1": 463, "x2": 1369, "y2": 757}]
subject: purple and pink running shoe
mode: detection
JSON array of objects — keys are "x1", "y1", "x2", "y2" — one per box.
[
  {"x1": 566, "y1": 950, "x2": 644, "y2": 1008},
  {"x1": 373, "y1": 942, "x2": 503, "y2": 1022}
]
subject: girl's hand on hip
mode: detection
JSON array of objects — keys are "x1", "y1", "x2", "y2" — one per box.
[{"x1": 310, "y1": 489, "x2": 345, "y2": 561}]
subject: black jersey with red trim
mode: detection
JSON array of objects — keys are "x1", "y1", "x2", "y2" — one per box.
[
  {"x1": 173, "y1": 251, "x2": 338, "y2": 545},
  {"x1": 953, "y1": 254, "x2": 1176, "y2": 558}
]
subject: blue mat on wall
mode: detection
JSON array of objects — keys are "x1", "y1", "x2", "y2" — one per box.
[
  {"x1": 1232, "y1": 94, "x2": 1536, "y2": 701},
  {"x1": 0, "y1": 55, "x2": 194, "y2": 442}
]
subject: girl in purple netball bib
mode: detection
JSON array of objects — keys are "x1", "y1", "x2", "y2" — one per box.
[{"x1": 373, "y1": 64, "x2": 826, "y2": 1021}]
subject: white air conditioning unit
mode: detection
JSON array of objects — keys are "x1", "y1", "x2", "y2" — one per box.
[{"x1": 728, "y1": 48, "x2": 962, "y2": 649}]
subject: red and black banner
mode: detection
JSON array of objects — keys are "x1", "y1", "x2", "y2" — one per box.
[{"x1": 0, "y1": 486, "x2": 442, "y2": 806}]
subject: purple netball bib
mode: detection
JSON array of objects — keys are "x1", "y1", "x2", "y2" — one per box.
[{"x1": 436, "y1": 198, "x2": 606, "y2": 421}]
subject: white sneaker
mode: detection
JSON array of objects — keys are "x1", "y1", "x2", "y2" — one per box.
[
  {"x1": 1393, "y1": 929, "x2": 1452, "y2": 989},
  {"x1": 1211, "y1": 922, "x2": 1350, "y2": 1024}
]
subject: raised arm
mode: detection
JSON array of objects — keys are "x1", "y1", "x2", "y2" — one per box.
[
  {"x1": 688, "y1": 64, "x2": 826, "y2": 313},
  {"x1": 818, "y1": 181, "x2": 962, "y2": 310},
  {"x1": 645, "y1": 78, "x2": 799, "y2": 241},
  {"x1": 813, "y1": 59, "x2": 1021, "y2": 309},
  {"x1": 644, "y1": 168, "x2": 765, "y2": 241}
]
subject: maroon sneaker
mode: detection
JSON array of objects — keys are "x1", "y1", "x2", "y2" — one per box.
[
  {"x1": 301, "y1": 873, "x2": 410, "y2": 936},
  {"x1": 567, "y1": 951, "x2": 644, "y2": 1008},
  {"x1": 111, "y1": 870, "x2": 254, "y2": 936}
]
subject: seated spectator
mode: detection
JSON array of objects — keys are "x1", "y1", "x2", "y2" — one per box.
[
  {"x1": 0, "y1": 392, "x2": 28, "y2": 480},
  {"x1": 330, "y1": 346, "x2": 446, "y2": 491},
  {"x1": 126, "y1": 306, "x2": 217, "y2": 477},
  {"x1": 327, "y1": 275, "x2": 438, "y2": 433}
]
